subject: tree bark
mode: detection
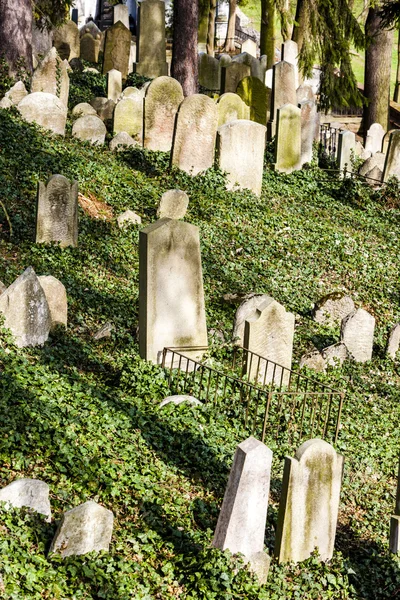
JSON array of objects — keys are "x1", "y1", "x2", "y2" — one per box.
[
  {"x1": 206, "y1": 0, "x2": 217, "y2": 55},
  {"x1": 364, "y1": 7, "x2": 394, "y2": 131},
  {"x1": 394, "y1": 30, "x2": 400, "y2": 103},
  {"x1": 0, "y1": 0, "x2": 33, "y2": 75},
  {"x1": 292, "y1": 0, "x2": 307, "y2": 53},
  {"x1": 223, "y1": 0, "x2": 236, "y2": 54},
  {"x1": 260, "y1": 0, "x2": 276, "y2": 68},
  {"x1": 171, "y1": 0, "x2": 199, "y2": 96},
  {"x1": 198, "y1": 0, "x2": 209, "y2": 49}
]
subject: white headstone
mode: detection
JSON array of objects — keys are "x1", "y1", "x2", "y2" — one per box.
[
  {"x1": 337, "y1": 130, "x2": 356, "y2": 176},
  {"x1": 365, "y1": 122, "x2": 385, "y2": 155},
  {"x1": 340, "y1": 308, "x2": 375, "y2": 362},
  {"x1": 107, "y1": 68, "x2": 122, "y2": 102}
]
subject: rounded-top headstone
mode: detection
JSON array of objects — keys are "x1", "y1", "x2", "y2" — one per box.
[
  {"x1": 233, "y1": 294, "x2": 271, "y2": 345},
  {"x1": 38, "y1": 275, "x2": 67, "y2": 330},
  {"x1": 110, "y1": 131, "x2": 137, "y2": 152},
  {"x1": 90, "y1": 97, "x2": 116, "y2": 121},
  {"x1": 72, "y1": 115, "x2": 106, "y2": 144},
  {"x1": 18, "y1": 92, "x2": 67, "y2": 136},
  {"x1": 312, "y1": 293, "x2": 355, "y2": 327},
  {"x1": 4, "y1": 81, "x2": 28, "y2": 106},
  {"x1": 157, "y1": 189, "x2": 189, "y2": 219},
  {"x1": 72, "y1": 102, "x2": 97, "y2": 117},
  {"x1": 340, "y1": 307, "x2": 375, "y2": 362}
]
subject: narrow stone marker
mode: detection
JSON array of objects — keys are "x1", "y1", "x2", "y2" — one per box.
[
  {"x1": 50, "y1": 501, "x2": 114, "y2": 557},
  {"x1": 390, "y1": 458, "x2": 400, "y2": 553},
  {"x1": 365, "y1": 122, "x2": 385, "y2": 155},
  {"x1": 299, "y1": 100, "x2": 316, "y2": 165},
  {"x1": 275, "y1": 104, "x2": 301, "y2": 174},
  {"x1": 0, "y1": 479, "x2": 51, "y2": 520},
  {"x1": 269, "y1": 60, "x2": 297, "y2": 137},
  {"x1": 275, "y1": 439, "x2": 343, "y2": 563},
  {"x1": 80, "y1": 32, "x2": 100, "y2": 63},
  {"x1": 386, "y1": 324, "x2": 400, "y2": 359},
  {"x1": 233, "y1": 293, "x2": 271, "y2": 346},
  {"x1": 236, "y1": 76, "x2": 271, "y2": 126},
  {"x1": 340, "y1": 308, "x2": 375, "y2": 363},
  {"x1": 102, "y1": 21, "x2": 131, "y2": 80},
  {"x1": 31, "y1": 47, "x2": 70, "y2": 107},
  {"x1": 38, "y1": 276, "x2": 67, "y2": 330},
  {"x1": 134, "y1": 0, "x2": 168, "y2": 78},
  {"x1": 213, "y1": 437, "x2": 272, "y2": 583},
  {"x1": 337, "y1": 130, "x2": 356, "y2": 176},
  {"x1": 143, "y1": 76, "x2": 184, "y2": 152},
  {"x1": 157, "y1": 189, "x2": 189, "y2": 219},
  {"x1": 198, "y1": 53, "x2": 220, "y2": 91},
  {"x1": 36, "y1": 174, "x2": 78, "y2": 247},
  {"x1": 107, "y1": 69, "x2": 122, "y2": 102},
  {"x1": 383, "y1": 130, "x2": 400, "y2": 182}
]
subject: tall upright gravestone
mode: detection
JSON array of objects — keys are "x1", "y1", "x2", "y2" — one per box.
[
  {"x1": 220, "y1": 63, "x2": 251, "y2": 94},
  {"x1": 31, "y1": 47, "x2": 70, "y2": 107},
  {"x1": 53, "y1": 20, "x2": 80, "y2": 61},
  {"x1": 269, "y1": 61, "x2": 297, "y2": 138},
  {"x1": 299, "y1": 100, "x2": 317, "y2": 165},
  {"x1": 143, "y1": 77, "x2": 184, "y2": 151},
  {"x1": 236, "y1": 76, "x2": 271, "y2": 126},
  {"x1": 383, "y1": 130, "x2": 400, "y2": 182},
  {"x1": 275, "y1": 104, "x2": 302, "y2": 174},
  {"x1": 80, "y1": 33, "x2": 101, "y2": 63},
  {"x1": 337, "y1": 130, "x2": 356, "y2": 176},
  {"x1": 102, "y1": 21, "x2": 131, "y2": 80},
  {"x1": 134, "y1": 0, "x2": 168, "y2": 78},
  {"x1": 139, "y1": 219, "x2": 208, "y2": 364},
  {"x1": 36, "y1": 175, "x2": 78, "y2": 247}
]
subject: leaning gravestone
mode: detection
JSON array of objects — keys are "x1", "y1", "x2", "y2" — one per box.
[
  {"x1": 80, "y1": 32, "x2": 101, "y2": 63},
  {"x1": 3, "y1": 81, "x2": 28, "y2": 106},
  {"x1": 365, "y1": 122, "x2": 385, "y2": 155},
  {"x1": 296, "y1": 83, "x2": 315, "y2": 104},
  {"x1": 312, "y1": 293, "x2": 355, "y2": 327},
  {"x1": 321, "y1": 342, "x2": 348, "y2": 368},
  {"x1": 390, "y1": 458, "x2": 400, "y2": 553},
  {"x1": 275, "y1": 439, "x2": 343, "y2": 563},
  {"x1": 217, "y1": 93, "x2": 250, "y2": 128},
  {"x1": 337, "y1": 130, "x2": 355, "y2": 175},
  {"x1": 38, "y1": 276, "x2": 67, "y2": 330},
  {"x1": 359, "y1": 152, "x2": 386, "y2": 182},
  {"x1": 275, "y1": 104, "x2": 301, "y2": 173},
  {"x1": 383, "y1": 130, "x2": 400, "y2": 182},
  {"x1": 233, "y1": 294, "x2": 271, "y2": 345},
  {"x1": 213, "y1": 437, "x2": 273, "y2": 583},
  {"x1": 50, "y1": 501, "x2": 114, "y2": 557},
  {"x1": 269, "y1": 60, "x2": 297, "y2": 137},
  {"x1": 134, "y1": 0, "x2": 168, "y2": 78},
  {"x1": 340, "y1": 308, "x2": 375, "y2": 362},
  {"x1": 171, "y1": 95, "x2": 218, "y2": 175},
  {"x1": 31, "y1": 47, "x2": 69, "y2": 107},
  {"x1": 113, "y1": 96, "x2": 143, "y2": 140},
  {"x1": 299, "y1": 100, "x2": 316, "y2": 165},
  {"x1": 72, "y1": 115, "x2": 107, "y2": 144},
  {"x1": 90, "y1": 98, "x2": 115, "y2": 122},
  {"x1": 386, "y1": 324, "x2": 400, "y2": 359},
  {"x1": 0, "y1": 267, "x2": 51, "y2": 348},
  {"x1": 102, "y1": 21, "x2": 131, "y2": 80},
  {"x1": 107, "y1": 68, "x2": 122, "y2": 102},
  {"x1": 198, "y1": 53, "x2": 220, "y2": 91},
  {"x1": 217, "y1": 120, "x2": 266, "y2": 196},
  {"x1": 220, "y1": 63, "x2": 251, "y2": 94},
  {"x1": 139, "y1": 219, "x2": 208, "y2": 364},
  {"x1": 157, "y1": 189, "x2": 189, "y2": 219},
  {"x1": 53, "y1": 20, "x2": 80, "y2": 60},
  {"x1": 0, "y1": 479, "x2": 51, "y2": 520},
  {"x1": 18, "y1": 92, "x2": 67, "y2": 136},
  {"x1": 236, "y1": 76, "x2": 271, "y2": 126},
  {"x1": 36, "y1": 174, "x2": 78, "y2": 247},
  {"x1": 244, "y1": 296, "x2": 295, "y2": 385},
  {"x1": 143, "y1": 77, "x2": 184, "y2": 151}
]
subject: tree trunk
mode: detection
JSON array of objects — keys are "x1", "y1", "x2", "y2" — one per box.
[
  {"x1": 292, "y1": 0, "x2": 307, "y2": 53},
  {"x1": 171, "y1": 0, "x2": 199, "y2": 96},
  {"x1": 364, "y1": 7, "x2": 394, "y2": 131},
  {"x1": 206, "y1": 0, "x2": 217, "y2": 55},
  {"x1": 198, "y1": 0, "x2": 209, "y2": 49},
  {"x1": 0, "y1": 0, "x2": 33, "y2": 75},
  {"x1": 394, "y1": 30, "x2": 400, "y2": 103},
  {"x1": 223, "y1": 0, "x2": 236, "y2": 54},
  {"x1": 260, "y1": 0, "x2": 276, "y2": 68}
]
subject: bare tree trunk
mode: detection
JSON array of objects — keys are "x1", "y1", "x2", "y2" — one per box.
[
  {"x1": 0, "y1": 0, "x2": 33, "y2": 75},
  {"x1": 260, "y1": 0, "x2": 276, "y2": 68},
  {"x1": 198, "y1": 0, "x2": 209, "y2": 49},
  {"x1": 171, "y1": 0, "x2": 199, "y2": 96},
  {"x1": 364, "y1": 7, "x2": 394, "y2": 131},
  {"x1": 292, "y1": 0, "x2": 307, "y2": 53},
  {"x1": 223, "y1": 0, "x2": 236, "y2": 53},
  {"x1": 206, "y1": 0, "x2": 217, "y2": 55},
  {"x1": 394, "y1": 30, "x2": 400, "y2": 103}
]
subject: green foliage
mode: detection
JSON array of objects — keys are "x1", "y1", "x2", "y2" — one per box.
[
  {"x1": 0, "y1": 55, "x2": 30, "y2": 98},
  {"x1": 68, "y1": 69, "x2": 107, "y2": 110}
]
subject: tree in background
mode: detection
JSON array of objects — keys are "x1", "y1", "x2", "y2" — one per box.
[
  {"x1": 206, "y1": 0, "x2": 218, "y2": 55},
  {"x1": 172, "y1": 0, "x2": 199, "y2": 96},
  {"x1": 379, "y1": 0, "x2": 400, "y2": 101},
  {"x1": 223, "y1": 0, "x2": 237, "y2": 52},
  {"x1": 260, "y1": 0, "x2": 276, "y2": 68}
]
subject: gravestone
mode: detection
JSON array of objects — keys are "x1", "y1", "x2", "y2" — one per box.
[
  {"x1": 217, "y1": 120, "x2": 266, "y2": 196},
  {"x1": 107, "y1": 68, "x2": 122, "y2": 102},
  {"x1": 0, "y1": 479, "x2": 51, "y2": 520},
  {"x1": 299, "y1": 349, "x2": 326, "y2": 372},
  {"x1": 171, "y1": 95, "x2": 218, "y2": 175},
  {"x1": 321, "y1": 342, "x2": 348, "y2": 368},
  {"x1": 134, "y1": 0, "x2": 168, "y2": 78},
  {"x1": 383, "y1": 130, "x2": 400, "y2": 182},
  {"x1": 390, "y1": 459, "x2": 400, "y2": 553},
  {"x1": 269, "y1": 61, "x2": 297, "y2": 137},
  {"x1": 0, "y1": 267, "x2": 51, "y2": 348},
  {"x1": 72, "y1": 115, "x2": 107, "y2": 144},
  {"x1": 122, "y1": 86, "x2": 142, "y2": 98},
  {"x1": 299, "y1": 100, "x2": 316, "y2": 165},
  {"x1": 337, "y1": 130, "x2": 355, "y2": 175},
  {"x1": 233, "y1": 294, "x2": 272, "y2": 345},
  {"x1": 241, "y1": 38, "x2": 257, "y2": 58},
  {"x1": 80, "y1": 21, "x2": 101, "y2": 39},
  {"x1": 213, "y1": 437, "x2": 272, "y2": 583},
  {"x1": 36, "y1": 175, "x2": 78, "y2": 247},
  {"x1": 117, "y1": 210, "x2": 141, "y2": 227},
  {"x1": 359, "y1": 152, "x2": 386, "y2": 182},
  {"x1": 143, "y1": 76, "x2": 184, "y2": 151},
  {"x1": 296, "y1": 83, "x2": 315, "y2": 104},
  {"x1": 217, "y1": 93, "x2": 250, "y2": 128},
  {"x1": 386, "y1": 324, "x2": 400, "y2": 359},
  {"x1": 244, "y1": 296, "x2": 295, "y2": 385},
  {"x1": 90, "y1": 97, "x2": 115, "y2": 121},
  {"x1": 157, "y1": 189, "x2": 189, "y2": 219},
  {"x1": 232, "y1": 52, "x2": 265, "y2": 83},
  {"x1": 365, "y1": 122, "x2": 385, "y2": 155},
  {"x1": 50, "y1": 501, "x2": 114, "y2": 557},
  {"x1": 102, "y1": 21, "x2": 131, "y2": 80},
  {"x1": 275, "y1": 104, "x2": 301, "y2": 173},
  {"x1": 110, "y1": 131, "x2": 137, "y2": 151},
  {"x1": 53, "y1": 20, "x2": 80, "y2": 60},
  {"x1": 220, "y1": 63, "x2": 251, "y2": 94},
  {"x1": 139, "y1": 219, "x2": 208, "y2": 364},
  {"x1": 281, "y1": 40, "x2": 299, "y2": 88},
  {"x1": 340, "y1": 308, "x2": 375, "y2": 362},
  {"x1": 113, "y1": 96, "x2": 143, "y2": 140},
  {"x1": 38, "y1": 276, "x2": 67, "y2": 330},
  {"x1": 114, "y1": 4, "x2": 129, "y2": 28},
  {"x1": 198, "y1": 53, "x2": 220, "y2": 91},
  {"x1": 3, "y1": 81, "x2": 28, "y2": 106},
  {"x1": 72, "y1": 102, "x2": 97, "y2": 117},
  {"x1": 31, "y1": 47, "x2": 70, "y2": 107},
  {"x1": 18, "y1": 92, "x2": 67, "y2": 136},
  {"x1": 236, "y1": 76, "x2": 271, "y2": 126},
  {"x1": 275, "y1": 439, "x2": 343, "y2": 563},
  {"x1": 80, "y1": 33, "x2": 101, "y2": 63},
  {"x1": 312, "y1": 293, "x2": 355, "y2": 327},
  {"x1": 159, "y1": 395, "x2": 202, "y2": 408}
]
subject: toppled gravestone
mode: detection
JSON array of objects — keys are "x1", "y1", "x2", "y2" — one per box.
[
  {"x1": 0, "y1": 479, "x2": 51, "y2": 521},
  {"x1": 312, "y1": 293, "x2": 355, "y2": 327},
  {"x1": 117, "y1": 210, "x2": 141, "y2": 228}
]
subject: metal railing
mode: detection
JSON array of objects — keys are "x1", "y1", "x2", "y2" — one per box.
[
  {"x1": 161, "y1": 346, "x2": 344, "y2": 446},
  {"x1": 319, "y1": 123, "x2": 340, "y2": 161}
]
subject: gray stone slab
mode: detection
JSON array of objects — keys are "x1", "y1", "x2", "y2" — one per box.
[
  {"x1": 72, "y1": 115, "x2": 106, "y2": 144},
  {"x1": 36, "y1": 174, "x2": 78, "y2": 247},
  {"x1": 312, "y1": 293, "x2": 355, "y2": 327},
  {"x1": 340, "y1": 308, "x2": 375, "y2": 363},
  {"x1": 143, "y1": 77, "x2": 184, "y2": 152},
  {"x1": 18, "y1": 92, "x2": 67, "y2": 136},
  {"x1": 0, "y1": 479, "x2": 51, "y2": 520},
  {"x1": 386, "y1": 323, "x2": 400, "y2": 359},
  {"x1": 157, "y1": 190, "x2": 189, "y2": 219},
  {"x1": 134, "y1": 0, "x2": 168, "y2": 78},
  {"x1": 38, "y1": 276, "x2": 67, "y2": 330}
]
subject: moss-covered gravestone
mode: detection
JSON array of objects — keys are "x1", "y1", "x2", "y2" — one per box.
[
  {"x1": 275, "y1": 103, "x2": 301, "y2": 173},
  {"x1": 275, "y1": 439, "x2": 343, "y2": 563},
  {"x1": 340, "y1": 308, "x2": 375, "y2": 363},
  {"x1": 80, "y1": 33, "x2": 100, "y2": 63},
  {"x1": 198, "y1": 53, "x2": 220, "y2": 91},
  {"x1": 113, "y1": 96, "x2": 143, "y2": 141},
  {"x1": 383, "y1": 130, "x2": 400, "y2": 182},
  {"x1": 236, "y1": 76, "x2": 271, "y2": 126},
  {"x1": 18, "y1": 92, "x2": 67, "y2": 136},
  {"x1": 36, "y1": 175, "x2": 78, "y2": 247},
  {"x1": 102, "y1": 21, "x2": 131, "y2": 80},
  {"x1": 143, "y1": 76, "x2": 184, "y2": 151},
  {"x1": 220, "y1": 62, "x2": 251, "y2": 94},
  {"x1": 217, "y1": 93, "x2": 249, "y2": 128},
  {"x1": 134, "y1": 0, "x2": 168, "y2": 78},
  {"x1": 53, "y1": 20, "x2": 80, "y2": 61}
]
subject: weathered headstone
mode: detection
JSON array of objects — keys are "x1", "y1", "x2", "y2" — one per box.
[
  {"x1": 117, "y1": 210, "x2": 142, "y2": 227},
  {"x1": 107, "y1": 68, "x2": 122, "y2": 102},
  {"x1": 386, "y1": 324, "x2": 400, "y2": 359},
  {"x1": 53, "y1": 21, "x2": 80, "y2": 60},
  {"x1": 122, "y1": 86, "x2": 141, "y2": 99},
  {"x1": 80, "y1": 32, "x2": 101, "y2": 63},
  {"x1": 275, "y1": 439, "x2": 343, "y2": 563},
  {"x1": 365, "y1": 122, "x2": 385, "y2": 155},
  {"x1": 134, "y1": 0, "x2": 168, "y2": 78},
  {"x1": 232, "y1": 52, "x2": 265, "y2": 83},
  {"x1": 171, "y1": 95, "x2": 218, "y2": 175},
  {"x1": 72, "y1": 102, "x2": 97, "y2": 117},
  {"x1": 143, "y1": 76, "x2": 184, "y2": 151},
  {"x1": 296, "y1": 83, "x2": 315, "y2": 104},
  {"x1": 281, "y1": 40, "x2": 299, "y2": 89},
  {"x1": 321, "y1": 342, "x2": 348, "y2": 368},
  {"x1": 38, "y1": 276, "x2": 67, "y2": 330},
  {"x1": 213, "y1": 437, "x2": 272, "y2": 583},
  {"x1": 157, "y1": 189, "x2": 189, "y2": 219},
  {"x1": 31, "y1": 47, "x2": 70, "y2": 107},
  {"x1": 36, "y1": 175, "x2": 78, "y2": 247},
  {"x1": 18, "y1": 92, "x2": 67, "y2": 136},
  {"x1": 312, "y1": 293, "x2": 355, "y2": 327},
  {"x1": 113, "y1": 96, "x2": 143, "y2": 140},
  {"x1": 359, "y1": 152, "x2": 386, "y2": 182},
  {"x1": 217, "y1": 120, "x2": 266, "y2": 196},
  {"x1": 3, "y1": 81, "x2": 28, "y2": 106},
  {"x1": 383, "y1": 130, "x2": 400, "y2": 182},
  {"x1": 159, "y1": 395, "x2": 202, "y2": 408},
  {"x1": 233, "y1": 294, "x2": 274, "y2": 346},
  {"x1": 0, "y1": 479, "x2": 51, "y2": 520},
  {"x1": 0, "y1": 267, "x2": 51, "y2": 348},
  {"x1": 337, "y1": 130, "x2": 355, "y2": 175},
  {"x1": 269, "y1": 61, "x2": 297, "y2": 137},
  {"x1": 93, "y1": 322, "x2": 115, "y2": 340},
  {"x1": 275, "y1": 104, "x2": 302, "y2": 173},
  {"x1": 198, "y1": 53, "x2": 220, "y2": 91},
  {"x1": 110, "y1": 131, "x2": 137, "y2": 151},
  {"x1": 102, "y1": 21, "x2": 131, "y2": 80},
  {"x1": 50, "y1": 501, "x2": 114, "y2": 557},
  {"x1": 139, "y1": 218, "x2": 208, "y2": 364},
  {"x1": 72, "y1": 115, "x2": 107, "y2": 144},
  {"x1": 236, "y1": 76, "x2": 271, "y2": 126},
  {"x1": 299, "y1": 100, "x2": 317, "y2": 165},
  {"x1": 220, "y1": 62, "x2": 251, "y2": 94},
  {"x1": 114, "y1": 4, "x2": 130, "y2": 28},
  {"x1": 80, "y1": 21, "x2": 101, "y2": 39},
  {"x1": 340, "y1": 308, "x2": 375, "y2": 362},
  {"x1": 390, "y1": 458, "x2": 400, "y2": 553},
  {"x1": 90, "y1": 97, "x2": 115, "y2": 122},
  {"x1": 241, "y1": 38, "x2": 257, "y2": 58},
  {"x1": 217, "y1": 93, "x2": 250, "y2": 128},
  {"x1": 299, "y1": 349, "x2": 326, "y2": 372},
  {"x1": 244, "y1": 296, "x2": 295, "y2": 385}
]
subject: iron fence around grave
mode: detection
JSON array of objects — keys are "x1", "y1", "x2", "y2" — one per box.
[
  {"x1": 161, "y1": 346, "x2": 344, "y2": 446},
  {"x1": 319, "y1": 123, "x2": 340, "y2": 162}
]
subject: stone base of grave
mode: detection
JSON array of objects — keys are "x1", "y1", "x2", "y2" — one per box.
[
  {"x1": 134, "y1": 61, "x2": 168, "y2": 79},
  {"x1": 390, "y1": 515, "x2": 400, "y2": 553},
  {"x1": 247, "y1": 551, "x2": 271, "y2": 585}
]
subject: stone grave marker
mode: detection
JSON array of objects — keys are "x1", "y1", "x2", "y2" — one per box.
[
  {"x1": 31, "y1": 47, "x2": 70, "y2": 107},
  {"x1": 113, "y1": 96, "x2": 143, "y2": 140},
  {"x1": 139, "y1": 219, "x2": 208, "y2": 364},
  {"x1": 110, "y1": 131, "x2": 137, "y2": 151},
  {"x1": 244, "y1": 296, "x2": 295, "y2": 385},
  {"x1": 38, "y1": 276, "x2": 67, "y2": 330},
  {"x1": 107, "y1": 68, "x2": 122, "y2": 102},
  {"x1": 275, "y1": 104, "x2": 301, "y2": 173},
  {"x1": 72, "y1": 115, "x2": 107, "y2": 144},
  {"x1": 72, "y1": 102, "x2": 97, "y2": 117},
  {"x1": 299, "y1": 349, "x2": 326, "y2": 372},
  {"x1": 3, "y1": 81, "x2": 28, "y2": 106},
  {"x1": 296, "y1": 83, "x2": 315, "y2": 104},
  {"x1": 0, "y1": 479, "x2": 51, "y2": 520},
  {"x1": 18, "y1": 92, "x2": 67, "y2": 136},
  {"x1": 220, "y1": 62, "x2": 251, "y2": 94},
  {"x1": 117, "y1": 210, "x2": 141, "y2": 227},
  {"x1": 275, "y1": 439, "x2": 343, "y2": 563},
  {"x1": 236, "y1": 76, "x2": 271, "y2": 126},
  {"x1": 390, "y1": 458, "x2": 400, "y2": 553},
  {"x1": 365, "y1": 122, "x2": 385, "y2": 155},
  {"x1": 53, "y1": 20, "x2": 80, "y2": 60},
  {"x1": 157, "y1": 189, "x2": 189, "y2": 219},
  {"x1": 217, "y1": 93, "x2": 250, "y2": 128},
  {"x1": 134, "y1": 0, "x2": 168, "y2": 78},
  {"x1": 232, "y1": 52, "x2": 265, "y2": 83},
  {"x1": 36, "y1": 174, "x2": 78, "y2": 247},
  {"x1": 80, "y1": 21, "x2": 101, "y2": 39},
  {"x1": 321, "y1": 342, "x2": 348, "y2": 368},
  {"x1": 386, "y1": 324, "x2": 400, "y2": 359},
  {"x1": 114, "y1": 4, "x2": 130, "y2": 28},
  {"x1": 143, "y1": 76, "x2": 184, "y2": 151},
  {"x1": 213, "y1": 437, "x2": 273, "y2": 583},
  {"x1": 337, "y1": 130, "x2": 355, "y2": 175},
  {"x1": 241, "y1": 38, "x2": 257, "y2": 58},
  {"x1": 0, "y1": 267, "x2": 51, "y2": 348},
  {"x1": 299, "y1": 100, "x2": 317, "y2": 165},
  {"x1": 198, "y1": 53, "x2": 220, "y2": 91},
  {"x1": 171, "y1": 94, "x2": 218, "y2": 175},
  {"x1": 383, "y1": 130, "x2": 400, "y2": 182},
  {"x1": 233, "y1": 294, "x2": 271, "y2": 345},
  {"x1": 359, "y1": 152, "x2": 385, "y2": 183},
  {"x1": 340, "y1": 308, "x2": 375, "y2": 362},
  {"x1": 281, "y1": 40, "x2": 299, "y2": 88},
  {"x1": 312, "y1": 293, "x2": 355, "y2": 327},
  {"x1": 90, "y1": 97, "x2": 115, "y2": 122},
  {"x1": 269, "y1": 61, "x2": 297, "y2": 137},
  {"x1": 80, "y1": 33, "x2": 100, "y2": 63},
  {"x1": 103, "y1": 21, "x2": 131, "y2": 80}
]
